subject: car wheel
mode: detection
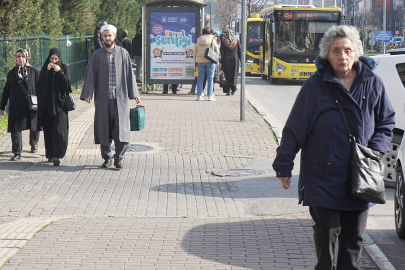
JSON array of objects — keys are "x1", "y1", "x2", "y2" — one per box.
[
  {"x1": 383, "y1": 134, "x2": 402, "y2": 188},
  {"x1": 395, "y1": 164, "x2": 405, "y2": 239}
]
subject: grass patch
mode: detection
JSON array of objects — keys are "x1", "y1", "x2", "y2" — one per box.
[{"x1": 0, "y1": 114, "x2": 8, "y2": 132}]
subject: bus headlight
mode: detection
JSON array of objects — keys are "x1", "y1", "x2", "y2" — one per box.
[
  {"x1": 246, "y1": 56, "x2": 254, "y2": 63},
  {"x1": 276, "y1": 62, "x2": 287, "y2": 72}
]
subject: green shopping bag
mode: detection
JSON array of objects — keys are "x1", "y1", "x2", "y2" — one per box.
[{"x1": 130, "y1": 105, "x2": 145, "y2": 131}]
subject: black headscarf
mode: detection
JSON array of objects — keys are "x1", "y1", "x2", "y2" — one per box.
[
  {"x1": 38, "y1": 48, "x2": 68, "y2": 116},
  {"x1": 39, "y1": 47, "x2": 64, "y2": 78}
]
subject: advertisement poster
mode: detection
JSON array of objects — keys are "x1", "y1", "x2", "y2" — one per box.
[{"x1": 149, "y1": 11, "x2": 196, "y2": 81}]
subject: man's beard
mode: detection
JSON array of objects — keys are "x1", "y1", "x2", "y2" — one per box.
[{"x1": 105, "y1": 41, "x2": 115, "y2": 48}]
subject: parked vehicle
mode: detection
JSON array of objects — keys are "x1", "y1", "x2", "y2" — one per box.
[
  {"x1": 394, "y1": 36, "x2": 405, "y2": 48},
  {"x1": 371, "y1": 49, "x2": 405, "y2": 239}
]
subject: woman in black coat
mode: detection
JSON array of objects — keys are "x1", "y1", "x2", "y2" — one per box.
[
  {"x1": 37, "y1": 48, "x2": 71, "y2": 166},
  {"x1": 220, "y1": 29, "x2": 241, "y2": 95},
  {"x1": 0, "y1": 49, "x2": 40, "y2": 161}
]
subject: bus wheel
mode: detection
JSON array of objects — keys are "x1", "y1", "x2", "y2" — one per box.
[
  {"x1": 270, "y1": 77, "x2": 278, "y2": 84},
  {"x1": 261, "y1": 74, "x2": 268, "y2": 80},
  {"x1": 246, "y1": 72, "x2": 251, "y2": 76}
]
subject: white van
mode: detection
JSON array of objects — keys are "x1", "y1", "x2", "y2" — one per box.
[{"x1": 371, "y1": 49, "x2": 405, "y2": 238}]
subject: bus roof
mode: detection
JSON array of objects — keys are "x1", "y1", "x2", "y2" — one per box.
[{"x1": 259, "y1": 5, "x2": 341, "y2": 14}]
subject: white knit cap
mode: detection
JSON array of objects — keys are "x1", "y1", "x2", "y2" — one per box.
[{"x1": 101, "y1": 24, "x2": 117, "y2": 34}]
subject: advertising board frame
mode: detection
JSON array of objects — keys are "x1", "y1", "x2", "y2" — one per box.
[{"x1": 146, "y1": 7, "x2": 200, "y2": 84}]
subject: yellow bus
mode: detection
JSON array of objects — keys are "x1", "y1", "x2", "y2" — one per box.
[
  {"x1": 259, "y1": 5, "x2": 341, "y2": 84},
  {"x1": 245, "y1": 14, "x2": 265, "y2": 75}
]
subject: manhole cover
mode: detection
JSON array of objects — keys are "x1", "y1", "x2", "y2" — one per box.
[
  {"x1": 111, "y1": 144, "x2": 154, "y2": 152},
  {"x1": 211, "y1": 169, "x2": 265, "y2": 177}
]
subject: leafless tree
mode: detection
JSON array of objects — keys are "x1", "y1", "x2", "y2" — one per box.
[
  {"x1": 215, "y1": 0, "x2": 239, "y2": 29},
  {"x1": 246, "y1": 0, "x2": 270, "y2": 17}
]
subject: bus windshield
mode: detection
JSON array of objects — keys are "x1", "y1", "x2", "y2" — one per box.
[
  {"x1": 247, "y1": 21, "x2": 263, "y2": 55},
  {"x1": 275, "y1": 20, "x2": 337, "y2": 55}
]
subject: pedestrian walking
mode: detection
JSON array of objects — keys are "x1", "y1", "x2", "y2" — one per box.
[
  {"x1": 120, "y1": 30, "x2": 132, "y2": 57},
  {"x1": 272, "y1": 25, "x2": 395, "y2": 270},
  {"x1": 132, "y1": 30, "x2": 142, "y2": 83},
  {"x1": 220, "y1": 29, "x2": 241, "y2": 96},
  {"x1": 94, "y1": 21, "x2": 107, "y2": 50},
  {"x1": 81, "y1": 24, "x2": 140, "y2": 169},
  {"x1": 37, "y1": 48, "x2": 72, "y2": 166},
  {"x1": 0, "y1": 49, "x2": 41, "y2": 161},
  {"x1": 195, "y1": 27, "x2": 219, "y2": 101}
]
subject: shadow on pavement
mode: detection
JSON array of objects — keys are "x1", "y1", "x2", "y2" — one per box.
[
  {"x1": 150, "y1": 176, "x2": 299, "y2": 199},
  {"x1": 180, "y1": 217, "x2": 316, "y2": 270}
]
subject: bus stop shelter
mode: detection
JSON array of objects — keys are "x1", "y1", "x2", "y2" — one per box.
[{"x1": 140, "y1": 0, "x2": 206, "y2": 93}]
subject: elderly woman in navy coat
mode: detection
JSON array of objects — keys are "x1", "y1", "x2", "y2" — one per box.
[{"x1": 272, "y1": 25, "x2": 395, "y2": 270}]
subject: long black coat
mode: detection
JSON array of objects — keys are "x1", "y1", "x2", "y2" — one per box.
[
  {"x1": 220, "y1": 38, "x2": 241, "y2": 87},
  {"x1": 132, "y1": 34, "x2": 142, "y2": 57},
  {"x1": 120, "y1": 37, "x2": 132, "y2": 57},
  {"x1": 0, "y1": 66, "x2": 40, "y2": 133}
]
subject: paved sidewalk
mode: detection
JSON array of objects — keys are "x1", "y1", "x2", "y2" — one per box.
[{"x1": 0, "y1": 85, "x2": 380, "y2": 269}]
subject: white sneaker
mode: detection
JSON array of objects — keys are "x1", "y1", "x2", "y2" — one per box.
[
  {"x1": 208, "y1": 96, "x2": 216, "y2": 101},
  {"x1": 197, "y1": 95, "x2": 203, "y2": 101},
  {"x1": 201, "y1": 92, "x2": 205, "y2": 96}
]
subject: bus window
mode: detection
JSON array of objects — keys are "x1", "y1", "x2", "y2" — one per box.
[{"x1": 247, "y1": 21, "x2": 263, "y2": 55}]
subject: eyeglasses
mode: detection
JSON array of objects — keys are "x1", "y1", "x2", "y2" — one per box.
[{"x1": 329, "y1": 49, "x2": 355, "y2": 56}]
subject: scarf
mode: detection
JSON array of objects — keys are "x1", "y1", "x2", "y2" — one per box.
[
  {"x1": 39, "y1": 48, "x2": 65, "y2": 116},
  {"x1": 223, "y1": 29, "x2": 235, "y2": 47}
]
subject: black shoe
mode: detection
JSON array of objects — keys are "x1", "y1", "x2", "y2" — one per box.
[
  {"x1": 52, "y1": 157, "x2": 60, "y2": 166},
  {"x1": 226, "y1": 93, "x2": 230, "y2": 96},
  {"x1": 31, "y1": 145, "x2": 38, "y2": 153},
  {"x1": 114, "y1": 159, "x2": 124, "y2": 169},
  {"x1": 11, "y1": 154, "x2": 21, "y2": 161},
  {"x1": 102, "y1": 159, "x2": 113, "y2": 168},
  {"x1": 231, "y1": 91, "x2": 236, "y2": 95},
  {"x1": 47, "y1": 158, "x2": 52, "y2": 162},
  {"x1": 162, "y1": 92, "x2": 168, "y2": 94}
]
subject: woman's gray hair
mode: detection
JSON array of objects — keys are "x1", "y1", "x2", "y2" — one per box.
[{"x1": 319, "y1": 25, "x2": 363, "y2": 60}]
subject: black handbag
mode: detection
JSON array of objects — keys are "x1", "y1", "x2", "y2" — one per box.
[
  {"x1": 331, "y1": 87, "x2": 386, "y2": 204},
  {"x1": 205, "y1": 39, "x2": 219, "y2": 63},
  {"x1": 64, "y1": 92, "x2": 76, "y2": 111},
  {"x1": 19, "y1": 81, "x2": 37, "y2": 111}
]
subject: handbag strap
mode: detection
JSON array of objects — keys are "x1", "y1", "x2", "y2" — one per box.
[
  {"x1": 18, "y1": 80, "x2": 31, "y2": 99},
  {"x1": 330, "y1": 84, "x2": 355, "y2": 142}
]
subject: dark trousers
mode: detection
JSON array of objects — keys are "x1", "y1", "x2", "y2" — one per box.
[
  {"x1": 309, "y1": 207, "x2": 369, "y2": 270},
  {"x1": 11, "y1": 130, "x2": 40, "y2": 155},
  {"x1": 163, "y1": 84, "x2": 178, "y2": 93},
  {"x1": 100, "y1": 99, "x2": 129, "y2": 161}
]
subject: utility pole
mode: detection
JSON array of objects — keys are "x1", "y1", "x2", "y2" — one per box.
[
  {"x1": 383, "y1": 0, "x2": 386, "y2": 54},
  {"x1": 241, "y1": 0, "x2": 246, "y2": 121}
]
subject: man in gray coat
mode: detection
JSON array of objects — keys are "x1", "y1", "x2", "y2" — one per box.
[{"x1": 81, "y1": 24, "x2": 141, "y2": 169}]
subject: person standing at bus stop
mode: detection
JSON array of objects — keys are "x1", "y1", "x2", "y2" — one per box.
[
  {"x1": 81, "y1": 24, "x2": 141, "y2": 169},
  {"x1": 195, "y1": 27, "x2": 219, "y2": 101},
  {"x1": 220, "y1": 29, "x2": 241, "y2": 96},
  {"x1": 0, "y1": 49, "x2": 40, "y2": 161}
]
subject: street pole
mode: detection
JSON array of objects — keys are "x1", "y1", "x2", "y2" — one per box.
[
  {"x1": 383, "y1": 0, "x2": 386, "y2": 54},
  {"x1": 241, "y1": 0, "x2": 246, "y2": 121},
  {"x1": 353, "y1": 1, "x2": 355, "y2": 27},
  {"x1": 210, "y1": 4, "x2": 212, "y2": 31}
]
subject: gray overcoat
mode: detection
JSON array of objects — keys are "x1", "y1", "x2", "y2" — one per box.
[{"x1": 81, "y1": 47, "x2": 139, "y2": 145}]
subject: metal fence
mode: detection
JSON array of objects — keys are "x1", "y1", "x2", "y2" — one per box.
[{"x1": 0, "y1": 34, "x2": 93, "y2": 104}]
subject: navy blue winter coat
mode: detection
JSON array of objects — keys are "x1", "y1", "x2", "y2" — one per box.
[{"x1": 272, "y1": 56, "x2": 395, "y2": 210}]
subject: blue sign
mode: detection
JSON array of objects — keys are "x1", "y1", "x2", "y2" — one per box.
[
  {"x1": 375, "y1": 31, "x2": 392, "y2": 42},
  {"x1": 390, "y1": 37, "x2": 395, "y2": 44}
]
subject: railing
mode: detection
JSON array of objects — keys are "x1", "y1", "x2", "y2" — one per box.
[{"x1": 0, "y1": 34, "x2": 93, "y2": 109}]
